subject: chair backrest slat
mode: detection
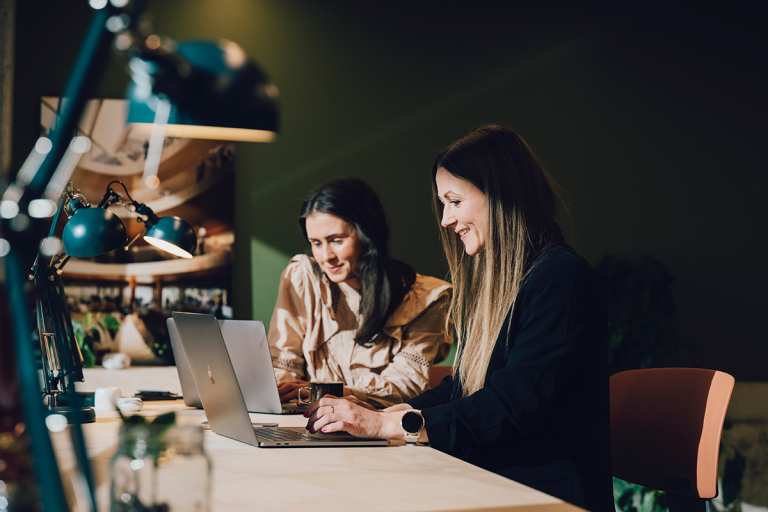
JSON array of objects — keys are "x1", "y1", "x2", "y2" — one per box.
[{"x1": 610, "y1": 368, "x2": 734, "y2": 499}]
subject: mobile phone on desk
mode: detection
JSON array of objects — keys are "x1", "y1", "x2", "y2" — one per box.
[{"x1": 134, "y1": 390, "x2": 181, "y2": 401}]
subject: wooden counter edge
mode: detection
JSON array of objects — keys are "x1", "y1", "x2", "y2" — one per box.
[{"x1": 431, "y1": 501, "x2": 585, "y2": 512}]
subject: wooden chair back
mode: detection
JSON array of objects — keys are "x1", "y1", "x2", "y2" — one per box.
[{"x1": 610, "y1": 368, "x2": 734, "y2": 511}]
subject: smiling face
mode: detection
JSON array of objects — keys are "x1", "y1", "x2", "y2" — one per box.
[
  {"x1": 435, "y1": 167, "x2": 489, "y2": 256},
  {"x1": 304, "y1": 212, "x2": 366, "y2": 288}
]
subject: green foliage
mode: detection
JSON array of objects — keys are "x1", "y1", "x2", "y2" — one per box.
[
  {"x1": 71, "y1": 313, "x2": 120, "y2": 368},
  {"x1": 614, "y1": 478, "x2": 668, "y2": 512},
  {"x1": 71, "y1": 318, "x2": 94, "y2": 368},
  {"x1": 113, "y1": 412, "x2": 177, "y2": 511},
  {"x1": 102, "y1": 314, "x2": 121, "y2": 331},
  {"x1": 117, "y1": 411, "x2": 177, "y2": 466}
]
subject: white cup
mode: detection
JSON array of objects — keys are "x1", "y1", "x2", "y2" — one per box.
[
  {"x1": 94, "y1": 387, "x2": 122, "y2": 411},
  {"x1": 117, "y1": 398, "x2": 143, "y2": 412}
]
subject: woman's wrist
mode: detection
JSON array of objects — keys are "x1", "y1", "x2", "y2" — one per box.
[
  {"x1": 383, "y1": 411, "x2": 406, "y2": 440},
  {"x1": 382, "y1": 403, "x2": 411, "y2": 413},
  {"x1": 383, "y1": 409, "x2": 429, "y2": 443}
]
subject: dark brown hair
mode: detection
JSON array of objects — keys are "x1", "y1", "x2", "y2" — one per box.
[{"x1": 300, "y1": 178, "x2": 415, "y2": 345}]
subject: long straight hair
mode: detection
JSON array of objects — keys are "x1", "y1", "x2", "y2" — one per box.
[
  {"x1": 300, "y1": 178, "x2": 415, "y2": 345},
  {"x1": 432, "y1": 125, "x2": 566, "y2": 396}
]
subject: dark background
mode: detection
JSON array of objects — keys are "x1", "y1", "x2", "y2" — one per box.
[{"x1": 12, "y1": 0, "x2": 768, "y2": 379}]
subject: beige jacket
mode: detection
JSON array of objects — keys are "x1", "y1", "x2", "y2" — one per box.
[{"x1": 268, "y1": 255, "x2": 452, "y2": 408}]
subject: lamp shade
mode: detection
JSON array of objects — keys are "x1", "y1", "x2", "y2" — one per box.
[
  {"x1": 62, "y1": 207, "x2": 128, "y2": 258},
  {"x1": 126, "y1": 40, "x2": 279, "y2": 142},
  {"x1": 144, "y1": 216, "x2": 197, "y2": 259}
]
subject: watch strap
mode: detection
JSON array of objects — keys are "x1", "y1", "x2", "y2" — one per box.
[{"x1": 401, "y1": 409, "x2": 425, "y2": 446}]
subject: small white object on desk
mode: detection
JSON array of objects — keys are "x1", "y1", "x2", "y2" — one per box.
[
  {"x1": 102, "y1": 352, "x2": 131, "y2": 370},
  {"x1": 117, "y1": 397, "x2": 143, "y2": 412},
  {"x1": 94, "y1": 387, "x2": 122, "y2": 411}
]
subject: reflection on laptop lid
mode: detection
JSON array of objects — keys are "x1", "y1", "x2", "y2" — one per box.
[
  {"x1": 172, "y1": 312, "x2": 389, "y2": 448},
  {"x1": 168, "y1": 317, "x2": 201, "y2": 408},
  {"x1": 168, "y1": 317, "x2": 304, "y2": 414}
]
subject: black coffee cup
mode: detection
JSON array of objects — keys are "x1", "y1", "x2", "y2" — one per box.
[{"x1": 297, "y1": 382, "x2": 343, "y2": 404}]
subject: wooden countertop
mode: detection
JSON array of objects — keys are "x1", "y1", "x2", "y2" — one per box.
[{"x1": 62, "y1": 367, "x2": 581, "y2": 512}]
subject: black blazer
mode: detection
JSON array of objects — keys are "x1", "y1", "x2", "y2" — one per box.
[{"x1": 408, "y1": 244, "x2": 614, "y2": 512}]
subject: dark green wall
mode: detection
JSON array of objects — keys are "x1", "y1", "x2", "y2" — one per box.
[{"x1": 13, "y1": 1, "x2": 768, "y2": 379}]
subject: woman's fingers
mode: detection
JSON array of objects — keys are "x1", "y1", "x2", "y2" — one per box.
[
  {"x1": 307, "y1": 405, "x2": 338, "y2": 433},
  {"x1": 318, "y1": 420, "x2": 346, "y2": 434},
  {"x1": 279, "y1": 388, "x2": 300, "y2": 403},
  {"x1": 277, "y1": 380, "x2": 309, "y2": 401},
  {"x1": 304, "y1": 396, "x2": 337, "y2": 424},
  {"x1": 277, "y1": 380, "x2": 308, "y2": 392},
  {"x1": 306, "y1": 400, "x2": 387, "y2": 438}
]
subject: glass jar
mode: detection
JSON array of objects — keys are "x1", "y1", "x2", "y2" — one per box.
[{"x1": 110, "y1": 422, "x2": 211, "y2": 511}]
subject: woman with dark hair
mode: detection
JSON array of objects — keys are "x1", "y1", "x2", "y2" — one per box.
[
  {"x1": 304, "y1": 126, "x2": 613, "y2": 511},
  {"x1": 269, "y1": 177, "x2": 452, "y2": 408}
]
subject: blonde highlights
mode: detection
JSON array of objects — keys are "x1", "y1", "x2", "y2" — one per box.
[{"x1": 433, "y1": 125, "x2": 566, "y2": 396}]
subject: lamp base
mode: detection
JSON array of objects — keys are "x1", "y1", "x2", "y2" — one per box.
[{"x1": 46, "y1": 405, "x2": 96, "y2": 424}]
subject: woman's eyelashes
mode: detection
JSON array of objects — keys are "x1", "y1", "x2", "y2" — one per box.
[
  {"x1": 311, "y1": 238, "x2": 345, "y2": 247},
  {"x1": 438, "y1": 197, "x2": 462, "y2": 206}
]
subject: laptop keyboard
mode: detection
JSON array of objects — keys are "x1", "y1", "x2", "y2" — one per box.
[{"x1": 253, "y1": 428, "x2": 331, "y2": 443}]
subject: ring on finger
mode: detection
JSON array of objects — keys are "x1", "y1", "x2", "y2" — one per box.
[{"x1": 331, "y1": 405, "x2": 334, "y2": 414}]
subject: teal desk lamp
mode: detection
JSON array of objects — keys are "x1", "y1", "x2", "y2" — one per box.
[
  {"x1": 126, "y1": 39, "x2": 279, "y2": 142},
  {"x1": 61, "y1": 193, "x2": 127, "y2": 258},
  {"x1": 35, "y1": 181, "x2": 197, "y2": 428},
  {"x1": 62, "y1": 180, "x2": 197, "y2": 260},
  {"x1": 144, "y1": 216, "x2": 197, "y2": 259}
]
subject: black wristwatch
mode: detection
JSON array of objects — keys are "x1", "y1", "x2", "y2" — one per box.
[{"x1": 400, "y1": 409, "x2": 425, "y2": 446}]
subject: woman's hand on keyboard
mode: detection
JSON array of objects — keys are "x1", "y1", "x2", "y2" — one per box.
[
  {"x1": 304, "y1": 396, "x2": 403, "y2": 440},
  {"x1": 277, "y1": 379, "x2": 310, "y2": 402},
  {"x1": 338, "y1": 395, "x2": 377, "y2": 411}
]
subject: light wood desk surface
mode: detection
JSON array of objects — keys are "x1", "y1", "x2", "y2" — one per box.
[{"x1": 64, "y1": 367, "x2": 582, "y2": 512}]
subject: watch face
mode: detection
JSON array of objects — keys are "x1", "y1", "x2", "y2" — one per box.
[{"x1": 402, "y1": 411, "x2": 424, "y2": 433}]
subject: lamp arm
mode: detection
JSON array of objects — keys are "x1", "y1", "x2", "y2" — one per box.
[
  {"x1": 56, "y1": 254, "x2": 72, "y2": 272},
  {"x1": 4, "y1": 251, "x2": 70, "y2": 512},
  {"x1": 31, "y1": 190, "x2": 69, "y2": 269},
  {"x1": 123, "y1": 226, "x2": 147, "y2": 251},
  {"x1": 133, "y1": 202, "x2": 160, "y2": 227},
  {"x1": 98, "y1": 181, "x2": 159, "y2": 229},
  {"x1": 47, "y1": 191, "x2": 69, "y2": 239},
  {"x1": 105, "y1": 180, "x2": 137, "y2": 204}
]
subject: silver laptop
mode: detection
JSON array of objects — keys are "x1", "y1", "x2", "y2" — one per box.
[
  {"x1": 172, "y1": 312, "x2": 389, "y2": 448},
  {"x1": 168, "y1": 317, "x2": 306, "y2": 414}
]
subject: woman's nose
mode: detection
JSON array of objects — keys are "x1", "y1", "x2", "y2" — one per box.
[{"x1": 441, "y1": 207, "x2": 455, "y2": 228}]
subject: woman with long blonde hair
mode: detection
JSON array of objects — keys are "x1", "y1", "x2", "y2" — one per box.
[{"x1": 304, "y1": 126, "x2": 613, "y2": 512}]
